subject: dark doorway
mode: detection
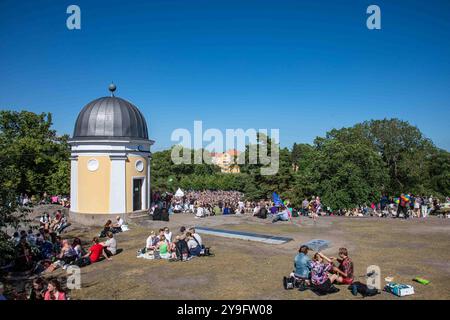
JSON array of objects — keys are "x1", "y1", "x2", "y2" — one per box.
[{"x1": 133, "y1": 178, "x2": 143, "y2": 211}]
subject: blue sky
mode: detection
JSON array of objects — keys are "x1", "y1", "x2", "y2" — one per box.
[{"x1": 1, "y1": 0, "x2": 449, "y2": 151}]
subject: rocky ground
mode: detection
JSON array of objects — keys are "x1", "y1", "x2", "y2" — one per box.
[{"x1": 6, "y1": 205, "x2": 450, "y2": 300}]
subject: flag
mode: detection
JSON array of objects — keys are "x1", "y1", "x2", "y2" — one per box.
[{"x1": 272, "y1": 192, "x2": 283, "y2": 207}]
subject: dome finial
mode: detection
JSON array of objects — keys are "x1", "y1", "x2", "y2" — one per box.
[{"x1": 108, "y1": 82, "x2": 117, "y2": 97}]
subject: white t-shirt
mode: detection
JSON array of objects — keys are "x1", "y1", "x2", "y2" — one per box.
[
  {"x1": 164, "y1": 232, "x2": 172, "y2": 243},
  {"x1": 187, "y1": 239, "x2": 198, "y2": 250},
  {"x1": 192, "y1": 233, "x2": 202, "y2": 246},
  {"x1": 146, "y1": 235, "x2": 155, "y2": 249},
  {"x1": 196, "y1": 207, "x2": 204, "y2": 217},
  {"x1": 104, "y1": 237, "x2": 117, "y2": 255},
  {"x1": 116, "y1": 218, "x2": 124, "y2": 227}
]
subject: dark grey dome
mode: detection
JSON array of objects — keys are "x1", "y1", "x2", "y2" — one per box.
[{"x1": 73, "y1": 96, "x2": 148, "y2": 140}]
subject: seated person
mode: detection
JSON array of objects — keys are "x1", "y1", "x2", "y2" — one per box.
[
  {"x1": 39, "y1": 213, "x2": 50, "y2": 230},
  {"x1": 44, "y1": 279, "x2": 66, "y2": 300},
  {"x1": 72, "y1": 237, "x2": 84, "y2": 259},
  {"x1": 163, "y1": 227, "x2": 173, "y2": 243},
  {"x1": 82, "y1": 237, "x2": 111, "y2": 264},
  {"x1": 100, "y1": 220, "x2": 112, "y2": 238},
  {"x1": 310, "y1": 253, "x2": 338, "y2": 291},
  {"x1": 145, "y1": 231, "x2": 157, "y2": 252},
  {"x1": 293, "y1": 245, "x2": 312, "y2": 283},
  {"x1": 14, "y1": 237, "x2": 33, "y2": 272},
  {"x1": 11, "y1": 231, "x2": 21, "y2": 246},
  {"x1": 102, "y1": 232, "x2": 117, "y2": 257},
  {"x1": 174, "y1": 204, "x2": 182, "y2": 213},
  {"x1": 188, "y1": 227, "x2": 203, "y2": 247},
  {"x1": 256, "y1": 205, "x2": 268, "y2": 219},
  {"x1": 173, "y1": 235, "x2": 189, "y2": 260},
  {"x1": 322, "y1": 248, "x2": 354, "y2": 285},
  {"x1": 55, "y1": 214, "x2": 71, "y2": 235},
  {"x1": 213, "y1": 205, "x2": 221, "y2": 216},
  {"x1": 272, "y1": 206, "x2": 290, "y2": 223},
  {"x1": 156, "y1": 228, "x2": 165, "y2": 242},
  {"x1": 28, "y1": 277, "x2": 46, "y2": 300},
  {"x1": 46, "y1": 239, "x2": 77, "y2": 272},
  {"x1": 112, "y1": 216, "x2": 124, "y2": 233},
  {"x1": 156, "y1": 235, "x2": 170, "y2": 259},
  {"x1": 186, "y1": 232, "x2": 201, "y2": 256},
  {"x1": 58, "y1": 239, "x2": 77, "y2": 265},
  {"x1": 49, "y1": 210, "x2": 62, "y2": 232},
  {"x1": 195, "y1": 206, "x2": 205, "y2": 218},
  {"x1": 26, "y1": 229, "x2": 36, "y2": 246}
]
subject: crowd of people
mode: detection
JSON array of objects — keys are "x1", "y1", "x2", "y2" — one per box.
[
  {"x1": 312, "y1": 194, "x2": 449, "y2": 219},
  {"x1": 18, "y1": 193, "x2": 71, "y2": 208},
  {"x1": 0, "y1": 277, "x2": 67, "y2": 300},
  {"x1": 138, "y1": 226, "x2": 209, "y2": 261},
  {"x1": 0, "y1": 211, "x2": 121, "y2": 300},
  {"x1": 150, "y1": 190, "x2": 449, "y2": 221}
]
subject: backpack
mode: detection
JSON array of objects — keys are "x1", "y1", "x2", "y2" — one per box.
[
  {"x1": 283, "y1": 276, "x2": 296, "y2": 290},
  {"x1": 349, "y1": 281, "x2": 380, "y2": 297}
]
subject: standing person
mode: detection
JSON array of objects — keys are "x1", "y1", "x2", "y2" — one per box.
[
  {"x1": 44, "y1": 279, "x2": 66, "y2": 300},
  {"x1": 315, "y1": 197, "x2": 322, "y2": 215},
  {"x1": 421, "y1": 196, "x2": 429, "y2": 218},
  {"x1": 302, "y1": 198, "x2": 309, "y2": 216},
  {"x1": 397, "y1": 194, "x2": 409, "y2": 219},
  {"x1": 414, "y1": 196, "x2": 421, "y2": 218},
  {"x1": 311, "y1": 198, "x2": 318, "y2": 222}
]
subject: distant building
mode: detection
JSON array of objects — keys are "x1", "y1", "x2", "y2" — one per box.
[{"x1": 210, "y1": 149, "x2": 240, "y2": 173}]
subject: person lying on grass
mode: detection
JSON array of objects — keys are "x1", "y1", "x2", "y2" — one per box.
[{"x1": 317, "y1": 248, "x2": 354, "y2": 285}]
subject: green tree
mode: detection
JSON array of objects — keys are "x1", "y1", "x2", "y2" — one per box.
[{"x1": 0, "y1": 111, "x2": 70, "y2": 197}]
